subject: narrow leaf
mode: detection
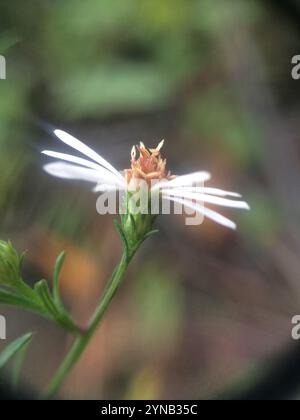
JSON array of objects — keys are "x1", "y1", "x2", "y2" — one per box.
[
  {"x1": 0, "y1": 289, "x2": 45, "y2": 314},
  {"x1": 52, "y1": 251, "x2": 66, "y2": 309},
  {"x1": 34, "y1": 279, "x2": 60, "y2": 317},
  {"x1": 11, "y1": 337, "x2": 32, "y2": 390},
  {"x1": 34, "y1": 280, "x2": 79, "y2": 334},
  {"x1": 0, "y1": 333, "x2": 33, "y2": 370}
]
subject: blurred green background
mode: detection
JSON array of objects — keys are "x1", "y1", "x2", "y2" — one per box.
[{"x1": 1, "y1": 0, "x2": 300, "y2": 399}]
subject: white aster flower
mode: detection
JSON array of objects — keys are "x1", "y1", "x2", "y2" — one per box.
[{"x1": 42, "y1": 129, "x2": 250, "y2": 230}]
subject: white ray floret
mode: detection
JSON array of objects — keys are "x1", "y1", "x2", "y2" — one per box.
[
  {"x1": 162, "y1": 189, "x2": 250, "y2": 210},
  {"x1": 162, "y1": 186, "x2": 242, "y2": 198},
  {"x1": 42, "y1": 150, "x2": 124, "y2": 188},
  {"x1": 162, "y1": 195, "x2": 237, "y2": 230},
  {"x1": 42, "y1": 150, "x2": 107, "y2": 172},
  {"x1": 44, "y1": 162, "x2": 124, "y2": 186},
  {"x1": 53, "y1": 129, "x2": 124, "y2": 182},
  {"x1": 152, "y1": 171, "x2": 211, "y2": 191}
]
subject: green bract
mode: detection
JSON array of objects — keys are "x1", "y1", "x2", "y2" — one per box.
[{"x1": 116, "y1": 192, "x2": 159, "y2": 259}]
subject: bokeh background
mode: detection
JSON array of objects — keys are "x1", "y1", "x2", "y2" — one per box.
[{"x1": 1, "y1": 0, "x2": 300, "y2": 400}]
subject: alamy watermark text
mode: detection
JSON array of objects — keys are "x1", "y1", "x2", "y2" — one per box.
[
  {"x1": 292, "y1": 55, "x2": 300, "y2": 80},
  {"x1": 0, "y1": 55, "x2": 6, "y2": 80},
  {"x1": 0, "y1": 315, "x2": 6, "y2": 340}
]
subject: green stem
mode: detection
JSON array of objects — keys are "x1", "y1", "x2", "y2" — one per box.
[{"x1": 43, "y1": 249, "x2": 133, "y2": 399}]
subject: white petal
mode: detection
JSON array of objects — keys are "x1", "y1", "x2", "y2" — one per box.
[
  {"x1": 163, "y1": 195, "x2": 237, "y2": 230},
  {"x1": 163, "y1": 186, "x2": 242, "y2": 198},
  {"x1": 44, "y1": 162, "x2": 122, "y2": 185},
  {"x1": 53, "y1": 129, "x2": 124, "y2": 181},
  {"x1": 162, "y1": 189, "x2": 250, "y2": 210},
  {"x1": 42, "y1": 150, "x2": 125, "y2": 187},
  {"x1": 152, "y1": 171, "x2": 211, "y2": 191},
  {"x1": 42, "y1": 150, "x2": 102, "y2": 171}
]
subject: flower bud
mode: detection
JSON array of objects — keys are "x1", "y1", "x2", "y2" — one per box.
[
  {"x1": 121, "y1": 190, "x2": 157, "y2": 253},
  {"x1": 0, "y1": 241, "x2": 23, "y2": 287}
]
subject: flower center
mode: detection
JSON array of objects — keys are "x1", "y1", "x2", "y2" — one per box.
[{"x1": 125, "y1": 141, "x2": 174, "y2": 185}]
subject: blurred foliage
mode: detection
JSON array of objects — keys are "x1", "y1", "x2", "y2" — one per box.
[
  {"x1": 125, "y1": 366, "x2": 162, "y2": 400},
  {"x1": 41, "y1": 198, "x2": 89, "y2": 245},
  {"x1": 0, "y1": 32, "x2": 20, "y2": 54},
  {"x1": 183, "y1": 89, "x2": 263, "y2": 165},
  {"x1": 241, "y1": 191, "x2": 282, "y2": 245},
  {"x1": 131, "y1": 262, "x2": 183, "y2": 352},
  {"x1": 0, "y1": 0, "x2": 261, "y2": 119}
]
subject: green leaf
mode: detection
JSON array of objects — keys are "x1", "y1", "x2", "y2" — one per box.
[
  {"x1": 34, "y1": 279, "x2": 60, "y2": 318},
  {"x1": 34, "y1": 279, "x2": 80, "y2": 334},
  {"x1": 0, "y1": 289, "x2": 45, "y2": 314},
  {"x1": 0, "y1": 241, "x2": 80, "y2": 335},
  {"x1": 11, "y1": 337, "x2": 32, "y2": 390},
  {"x1": 0, "y1": 333, "x2": 33, "y2": 371},
  {"x1": 52, "y1": 251, "x2": 66, "y2": 309}
]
